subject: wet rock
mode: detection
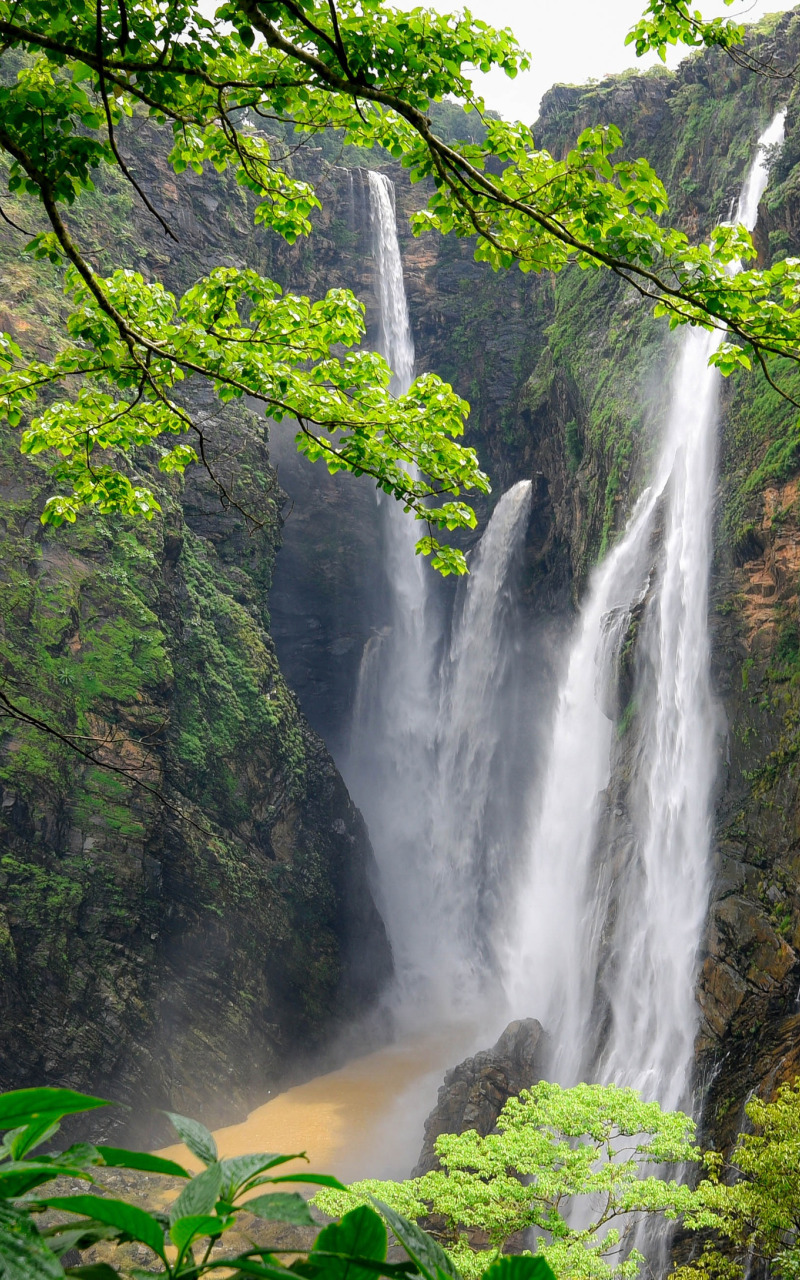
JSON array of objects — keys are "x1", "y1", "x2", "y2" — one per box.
[{"x1": 412, "y1": 1019, "x2": 547, "y2": 1176}]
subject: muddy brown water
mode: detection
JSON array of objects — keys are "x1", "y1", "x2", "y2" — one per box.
[{"x1": 159, "y1": 1026, "x2": 480, "y2": 1185}]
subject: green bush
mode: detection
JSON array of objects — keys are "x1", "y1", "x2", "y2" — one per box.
[{"x1": 315, "y1": 1082, "x2": 701, "y2": 1280}]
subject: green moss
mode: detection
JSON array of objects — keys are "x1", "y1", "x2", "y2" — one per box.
[
  {"x1": 617, "y1": 696, "x2": 638, "y2": 739},
  {"x1": 565, "y1": 419, "x2": 584, "y2": 473}
]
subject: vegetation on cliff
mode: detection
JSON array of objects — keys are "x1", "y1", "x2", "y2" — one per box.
[
  {"x1": 3, "y1": 0, "x2": 800, "y2": 595},
  {"x1": 0, "y1": 142, "x2": 391, "y2": 1120}
]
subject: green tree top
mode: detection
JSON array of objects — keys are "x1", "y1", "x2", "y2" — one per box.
[
  {"x1": 1, "y1": 0, "x2": 800, "y2": 579},
  {"x1": 315, "y1": 1082, "x2": 702, "y2": 1280},
  {"x1": 679, "y1": 1078, "x2": 800, "y2": 1280}
]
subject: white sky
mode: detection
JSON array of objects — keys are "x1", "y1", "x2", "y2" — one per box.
[{"x1": 392, "y1": 0, "x2": 799, "y2": 122}]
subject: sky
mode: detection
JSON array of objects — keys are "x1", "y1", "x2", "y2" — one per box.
[{"x1": 391, "y1": 0, "x2": 799, "y2": 123}]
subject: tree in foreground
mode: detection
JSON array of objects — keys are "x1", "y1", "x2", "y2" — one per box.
[
  {"x1": 678, "y1": 1078, "x2": 800, "y2": 1280},
  {"x1": 315, "y1": 1082, "x2": 702, "y2": 1280},
  {"x1": 2, "y1": 0, "x2": 800, "y2": 575},
  {"x1": 318, "y1": 1077, "x2": 800, "y2": 1280}
]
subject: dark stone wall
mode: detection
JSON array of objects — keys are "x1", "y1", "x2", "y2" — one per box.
[{"x1": 0, "y1": 133, "x2": 391, "y2": 1140}]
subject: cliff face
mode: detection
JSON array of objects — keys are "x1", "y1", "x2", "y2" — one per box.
[
  {"x1": 0, "y1": 131, "x2": 391, "y2": 1137},
  {"x1": 512, "y1": 12, "x2": 800, "y2": 1145}
]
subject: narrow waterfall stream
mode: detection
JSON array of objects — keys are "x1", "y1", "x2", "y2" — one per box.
[
  {"x1": 346, "y1": 171, "x2": 442, "y2": 1018},
  {"x1": 504, "y1": 112, "x2": 786, "y2": 1110},
  {"x1": 346, "y1": 173, "x2": 532, "y2": 1027}
]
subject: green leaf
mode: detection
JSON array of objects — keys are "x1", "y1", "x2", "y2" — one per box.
[
  {"x1": 480, "y1": 1261, "x2": 556, "y2": 1280},
  {"x1": 0, "y1": 1088, "x2": 108, "y2": 1130},
  {"x1": 311, "y1": 1206, "x2": 387, "y2": 1280},
  {"x1": 0, "y1": 1162, "x2": 95, "y2": 1199},
  {"x1": 245, "y1": 1194, "x2": 315, "y2": 1226},
  {"x1": 170, "y1": 1214, "x2": 227, "y2": 1254},
  {"x1": 370, "y1": 1200, "x2": 460, "y2": 1280},
  {"x1": 0, "y1": 1201, "x2": 64, "y2": 1280},
  {"x1": 165, "y1": 1113, "x2": 218, "y2": 1166},
  {"x1": 97, "y1": 1146, "x2": 189, "y2": 1179},
  {"x1": 265, "y1": 1174, "x2": 346, "y2": 1190},
  {"x1": 37, "y1": 1198, "x2": 165, "y2": 1261},
  {"x1": 220, "y1": 1153, "x2": 301, "y2": 1199},
  {"x1": 43, "y1": 1222, "x2": 121, "y2": 1257},
  {"x1": 169, "y1": 1161, "x2": 223, "y2": 1225},
  {"x1": 8, "y1": 1119, "x2": 60, "y2": 1160}
]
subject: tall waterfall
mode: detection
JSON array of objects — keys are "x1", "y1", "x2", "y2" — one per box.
[
  {"x1": 504, "y1": 113, "x2": 785, "y2": 1108},
  {"x1": 347, "y1": 172, "x2": 532, "y2": 1025}
]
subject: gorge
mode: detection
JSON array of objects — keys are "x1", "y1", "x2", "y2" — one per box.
[{"x1": 4, "y1": 1, "x2": 800, "y2": 1203}]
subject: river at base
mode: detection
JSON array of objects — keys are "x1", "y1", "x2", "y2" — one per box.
[{"x1": 159, "y1": 1024, "x2": 485, "y2": 1184}]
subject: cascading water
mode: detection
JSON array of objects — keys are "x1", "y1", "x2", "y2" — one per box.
[
  {"x1": 346, "y1": 172, "x2": 533, "y2": 1025},
  {"x1": 504, "y1": 112, "x2": 786, "y2": 1108},
  {"x1": 503, "y1": 486, "x2": 666, "y2": 1082},
  {"x1": 346, "y1": 171, "x2": 441, "y2": 1014},
  {"x1": 427, "y1": 479, "x2": 533, "y2": 981}
]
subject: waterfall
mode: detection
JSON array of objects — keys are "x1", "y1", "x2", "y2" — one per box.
[
  {"x1": 428, "y1": 480, "x2": 533, "y2": 982},
  {"x1": 504, "y1": 112, "x2": 785, "y2": 1107},
  {"x1": 346, "y1": 171, "x2": 440, "y2": 1014},
  {"x1": 346, "y1": 173, "x2": 532, "y2": 1025}
]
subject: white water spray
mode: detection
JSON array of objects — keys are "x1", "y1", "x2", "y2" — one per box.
[
  {"x1": 505, "y1": 113, "x2": 785, "y2": 1106},
  {"x1": 428, "y1": 480, "x2": 533, "y2": 982},
  {"x1": 347, "y1": 172, "x2": 438, "y2": 1011},
  {"x1": 347, "y1": 173, "x2": 533, "y2": 1024}
]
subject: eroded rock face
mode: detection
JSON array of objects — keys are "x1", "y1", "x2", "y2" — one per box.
[
  {"x1": 0, "y1": 133, "x2": 392, "y2": 1141},
  {"x1": 412, "y1": 1020, "x2": 547, "y2": 1175}
]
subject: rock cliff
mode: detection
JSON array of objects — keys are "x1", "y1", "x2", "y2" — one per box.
[
  {"x1": 412, "y1": 1020, "x2": 547, "y2": 1176},
  {"x1": 0, "y1": 129, "x2": 391, "y2": 1138}
]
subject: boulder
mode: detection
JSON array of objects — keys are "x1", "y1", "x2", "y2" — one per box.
[{"x1": 412, "y1": 1019, "x2": 547, "y2": 1175}]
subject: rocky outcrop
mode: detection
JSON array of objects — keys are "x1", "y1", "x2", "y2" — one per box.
[{"x1": 412, "y1": 1020, "x2": 547, "y2": 1175}]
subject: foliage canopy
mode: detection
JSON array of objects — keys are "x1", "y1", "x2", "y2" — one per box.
[
  {"x1": 1, "y1": 0, "x2": 800, "y2": 579},
  {"x1": 315, "y1": 1082, "x2": 702, "y2": 1280},
  {"x1": 679, "y1": 1078, "x2": 800, "y2": 1280}
]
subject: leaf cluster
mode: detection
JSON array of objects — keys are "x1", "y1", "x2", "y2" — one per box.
[
  {"x1": 678, "y1": 1078, "x2": 800, "y2": 1280},
  {"x1": 314, "y1": 1082, "x2": 703, "y2": 1280},
  {"x1": 2, "y1": 0, "x2": 800, "y2": 579},
  {"x1": 0, "y1": 1084, "x2": 557, "y2": 1280},
  {"x1": 626, "y1": 0, "x2": 744, "y2": 61}
]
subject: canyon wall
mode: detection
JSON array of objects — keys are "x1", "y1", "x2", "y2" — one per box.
[{"x1": 0, "y1": 129, "x2": 391, "y2": 1137}]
